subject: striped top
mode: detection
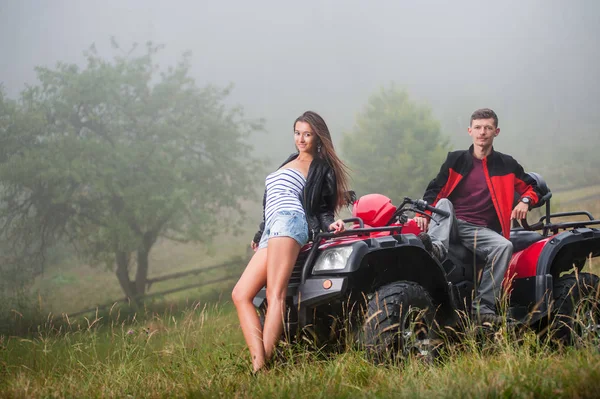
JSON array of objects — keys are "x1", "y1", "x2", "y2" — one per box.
[{"x1": 264, "y1": 168, "x2": 306, "y2": 225}]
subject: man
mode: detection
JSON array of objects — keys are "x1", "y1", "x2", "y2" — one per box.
[{"x1": 414, "y1": 108, "x2": 541, "y2": 323}]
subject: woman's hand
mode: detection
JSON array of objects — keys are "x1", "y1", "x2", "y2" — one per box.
[
  {"x1": 328, "y1": 219, "x2": 346, "y2": 234},
  {"x1": 250, "y1": 240, "x2": 259, "y2": 251}
]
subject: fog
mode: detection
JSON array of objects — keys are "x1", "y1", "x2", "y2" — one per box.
[
  {"x1": 2, "y1": 0, "x2": 599, "y2": 169},
  {"x1": 2, "y1": 0, "x2": 600, "y2": 328}
]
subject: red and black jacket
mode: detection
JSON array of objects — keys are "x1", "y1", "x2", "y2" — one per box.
[{"x1": 423, "y1": 145, "x2": 541, "y2": 239}]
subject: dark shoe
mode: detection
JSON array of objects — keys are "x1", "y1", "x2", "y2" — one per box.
[
  {"x1": 473, "y1": 313, "x2": 524, "y2": 338},
  {"x1": 475, "y1": 313, "x2": 505, "y2": 327},
  {"x1": 474, "y1": 312, "x2": 521, "y2": 326},
  {"x1": 418, "y1": 232, "x2": 433, "y2": 251},
  {"x1": 417, "y1": 232, "x2": 444, "y2": 262}
]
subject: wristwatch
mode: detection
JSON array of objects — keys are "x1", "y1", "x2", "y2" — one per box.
[{"x1": 520, "y1": 197, "x2": 531, "y2": 208}]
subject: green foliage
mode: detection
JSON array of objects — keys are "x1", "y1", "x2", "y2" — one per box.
[
  {"x1": 342, "y1": 85, "x2": 451, "y2": 200},
  {"x1": 0, "y1": 41, "x2": 263, "y2": 297}
]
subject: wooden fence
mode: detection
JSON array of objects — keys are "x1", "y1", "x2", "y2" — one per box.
[{"x1": 63, "y1": 256, "x2": 246, "y2": 319}]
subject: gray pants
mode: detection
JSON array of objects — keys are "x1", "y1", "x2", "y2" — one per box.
[{"x1": 428, "y1": 199, "x2": 513, "y2": 315}]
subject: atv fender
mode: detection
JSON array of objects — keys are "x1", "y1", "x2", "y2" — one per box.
[
  {"x1": 510, "y1": 227, "x2": 600, "y2": 323},
  {"x1": 536, "y1": 228, "x2": 600, "y2": 278},
  {"x1": 356, "y1": 234, "x2": 457, "y2": 323}
]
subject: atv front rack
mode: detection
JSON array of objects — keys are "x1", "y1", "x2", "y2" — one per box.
[
  {"x1": 300, "y1": 220, "x2": 405, "y2": 284},
  {"x1": 299, "y1": 197, "x2": 450, "y2": 284}
]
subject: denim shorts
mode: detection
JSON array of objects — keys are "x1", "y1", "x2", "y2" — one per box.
[{"x1": 258, "y1": 210, "x2": 309, "y2": 249}]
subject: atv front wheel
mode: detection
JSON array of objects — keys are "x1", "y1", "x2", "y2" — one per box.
[
  {"x1": 551, "y1": 272, "x2": 600, "y2": 347},
  {"x1": 361, "y1": 281, "x2": 436, "y2": 364}
]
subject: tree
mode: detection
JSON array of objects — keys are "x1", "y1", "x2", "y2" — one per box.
[
  {"x1": 341, "y1": 85, "x2": 451, "y2": 201},
  {"x1": 0, "y1": 41, "x2": 263, "y2": 300}
]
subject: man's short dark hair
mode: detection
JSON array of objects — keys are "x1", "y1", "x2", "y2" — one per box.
[{"x1": 470, "y1": 108, "x2": 498, "y2": 127}]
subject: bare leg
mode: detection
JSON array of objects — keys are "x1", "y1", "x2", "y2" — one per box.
[
  {"x1": 231, "y1": 248, "x2": 268, "y2": 372},
  {"x1": 262, "y1": 236, "x2": 301, "y2": 361}
]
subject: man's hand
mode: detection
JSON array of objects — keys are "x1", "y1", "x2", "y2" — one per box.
[
  {"x1": 329, "y1": 219, "x2": 346, "y2": 234},
  {"x1": 250, "y1": 240, "x2": 259, "y2": 252},
  {"x1": 511, "y1": 201, "x2": 529, "y2": 221},
  {"x1": 413, "y1": 215, "x2": 429, "y2": 232}
]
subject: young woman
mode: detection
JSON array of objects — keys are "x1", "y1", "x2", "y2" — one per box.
[{"x1": 232, "y1": 110, "x2": 350, "y2": 372}]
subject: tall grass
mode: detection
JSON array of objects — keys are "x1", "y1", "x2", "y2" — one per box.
[{"x1": 2, "y1": 301, "x2": 600, "y2": 398}]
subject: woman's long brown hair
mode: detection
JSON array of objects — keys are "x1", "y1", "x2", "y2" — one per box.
[{"x1": 294, "y1": 111, "x2": 350, "y2": 212}]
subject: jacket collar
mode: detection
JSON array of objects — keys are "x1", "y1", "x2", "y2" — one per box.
[{"x1": 468, "y1": 144, "x2": 496, "y2": 161}]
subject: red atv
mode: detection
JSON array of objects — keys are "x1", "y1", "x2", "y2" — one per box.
[{"x1": 253, "y1": 174, "x2": 600, "y2": 361}]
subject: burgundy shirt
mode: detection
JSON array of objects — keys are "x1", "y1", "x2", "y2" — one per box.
[{"x1": 449, "y1": 156, "x2": 500, "y2": 231}]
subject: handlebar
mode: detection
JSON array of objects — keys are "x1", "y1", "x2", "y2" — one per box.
[
  {"x1": 413, "y1": 198, "x2": 450, "y2": 218},
  {"x1": 385, "y1": 197, "x2": 451, "y2": 226}
]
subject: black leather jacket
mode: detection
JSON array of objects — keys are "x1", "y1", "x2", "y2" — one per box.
[{"x1": 252, "y1": 153, "x2": 337, "y2": 244}]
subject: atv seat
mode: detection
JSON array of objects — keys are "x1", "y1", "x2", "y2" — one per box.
[
  {"x1": 448, "y1": 243, "x2": 485, "y2": 265},
  {"x1": 447, "y1": 229, "x2": 544, "y2": 266},
  {"x1": 509, "y1": 229, "x2": 545, "y2": 253}
]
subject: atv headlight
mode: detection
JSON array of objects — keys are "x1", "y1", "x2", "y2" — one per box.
[{"x1": 312, "y1": 246, "x2": 353, "y2": 273}]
